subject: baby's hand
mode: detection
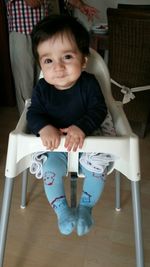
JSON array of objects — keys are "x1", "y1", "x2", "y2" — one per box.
[
  {"x1": 60, "y1": 125, "x2": 85, "y2": 152},
  {"x1": 39, "y1": 125, "x2": 61, "y2": 150}
]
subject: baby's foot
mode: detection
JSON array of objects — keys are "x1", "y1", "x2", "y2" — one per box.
[
  {"x1": 76, "y1": 205, "x2": 94, "y2": 236},
  {"x1": 57, "y1": 208, "x2": 76, "y2": 235}
]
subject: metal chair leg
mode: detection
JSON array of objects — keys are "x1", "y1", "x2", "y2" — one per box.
[
  {"x1": 0, "y1": 177, "x2": 14, "y2": 267},
  {"x1": 70, "y1": 172, "x2": 78, "y2": 208},
  {"x1": 131, "y1": 181, "x2": 144, "y2": 267},
  {"x1": 20, "y1": 169, "x2": 29, "y2": 209},
  {"x1": 115, "y1": 170, "x2": 121, "y2": 211}
]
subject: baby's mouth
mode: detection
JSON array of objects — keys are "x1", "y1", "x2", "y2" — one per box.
[
  {"x1": 56, "y1": 76, "x2": 65, "y2": 79},
  {"x1": 55, "y1": 72, "x2": 67, "y2": 79}
]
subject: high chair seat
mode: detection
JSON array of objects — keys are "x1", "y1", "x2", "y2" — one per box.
[{"x1": 0, "y1": 49, "x2": 144, "y2": 267}]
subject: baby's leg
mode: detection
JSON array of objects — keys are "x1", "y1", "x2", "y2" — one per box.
[
  {"x1": 42, "y1": 152, "x2": 76, "y2": 235},
  {"x1": 77, "y1": 165, "x2": 106, "y2": 236}
]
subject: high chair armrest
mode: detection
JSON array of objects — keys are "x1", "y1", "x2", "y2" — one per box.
[{"x1": 5, "y1": 98, "x2": 140, "y2": 182}]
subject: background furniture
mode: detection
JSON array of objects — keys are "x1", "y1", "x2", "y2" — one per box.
[
  {"x1": 0, "y1": 49, "x2": 144, "y2": 267},
  {"x1": 118, "y1": 4, "x2": 150, "y2": 11},
  {"x1": 107, "y1": 8, "x2": 150, "y2": 137}
]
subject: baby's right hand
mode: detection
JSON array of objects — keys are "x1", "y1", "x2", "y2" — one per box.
[{"x1": 39, "y1": 125, "x2": 61, "y2": 150}]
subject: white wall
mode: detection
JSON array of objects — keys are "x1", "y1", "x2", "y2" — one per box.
[{"x1": 75, "y1": 0, "x2": 150, "y2": 30}]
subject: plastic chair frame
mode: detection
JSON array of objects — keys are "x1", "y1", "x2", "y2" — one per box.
[{"x1": 0, "y1": 49, "x2": 144, "y2": 267}]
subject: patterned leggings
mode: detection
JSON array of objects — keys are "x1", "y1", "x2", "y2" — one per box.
[{"x1": 42, "y1": 152, "x2": 106, "y2": 213}]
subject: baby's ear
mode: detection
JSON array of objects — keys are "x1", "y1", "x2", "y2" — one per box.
[{"x1": 82, "y1": 56, "x2": 88, "y2": 69}]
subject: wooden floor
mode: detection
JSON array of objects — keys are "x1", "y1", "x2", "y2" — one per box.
[{"x1": 0, "y1": 106, "x2": 150, "y2": 267}]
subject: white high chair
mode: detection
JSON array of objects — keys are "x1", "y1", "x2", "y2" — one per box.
[{"x1": 0, "y1": 49, "x2": 144, "y2": 267}]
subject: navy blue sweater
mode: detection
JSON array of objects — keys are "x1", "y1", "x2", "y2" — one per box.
[{"x1": 27, "y1": 71, "x2": 107, "y2": 136}]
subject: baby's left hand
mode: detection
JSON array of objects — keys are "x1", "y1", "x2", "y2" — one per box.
[{"x1": 60, "y1": 125, "x2": 85, "y2": 152}]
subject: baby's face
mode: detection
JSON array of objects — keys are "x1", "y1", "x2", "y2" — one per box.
[{"x1": 37, "y1": 32, "x2": 87, "y2": 90}]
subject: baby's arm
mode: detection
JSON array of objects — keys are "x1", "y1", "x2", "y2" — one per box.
[
  {"x1": 39, "y1": 125, "x2": 61, "y2": 151},
  {"x1": 60, "y1": 125, "x2": 85, "y2": 152}
]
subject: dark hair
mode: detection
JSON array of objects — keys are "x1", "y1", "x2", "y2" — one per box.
[{"x1": 31, "y1": 14, "x2": 90, "y2": 64}]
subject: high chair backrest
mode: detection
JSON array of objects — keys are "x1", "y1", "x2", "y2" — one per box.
[
  {"x1": 86, "y1": 49, "x2": 114, "y2": 111},
  {"x1": 86, "y1": 49, "x2": 132, "y2": 136}
]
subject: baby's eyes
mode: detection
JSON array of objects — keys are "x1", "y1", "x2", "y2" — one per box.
[
  {"x1": 42, "y1": 54, "x2": 74, "y2": 65},
  {"x1": 64, "y1": 54, "x2": 73, "y2": 60},
  {"x1": 44, "y1": 58, "x2": 52, "y2": 64}
]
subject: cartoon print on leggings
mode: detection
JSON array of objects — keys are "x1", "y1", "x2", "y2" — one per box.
[
  {"x1": 43, "y1": 171, "x2": 56, "y2": 185},
  {"x1": 51, "y1": 196, "x2": 66, "y2": 211},
  {"x1": 81, "y1": 191, "x2": 92, "y2": 204},
  {"x1": 43, "y1": 171, "x2": 67, "y2": 212}
]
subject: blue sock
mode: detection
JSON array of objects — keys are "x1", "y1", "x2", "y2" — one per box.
[
  {"x1": 77, "y1": 167, "x2": 106, "y2": 236},
  {"x1": 77, "y1": 205, "x2": 94, "y2": 236},
  {"x1": 43, "y1": 152, "x2": 76, "y2": 235},
  {"x1": 56, "y1": 203, "x2": 76, "y2": 235}
]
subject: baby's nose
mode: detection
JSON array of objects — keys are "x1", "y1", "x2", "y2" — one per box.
[{"x1": 54, "y1": 61, "x2": 64, "y2": 70}]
